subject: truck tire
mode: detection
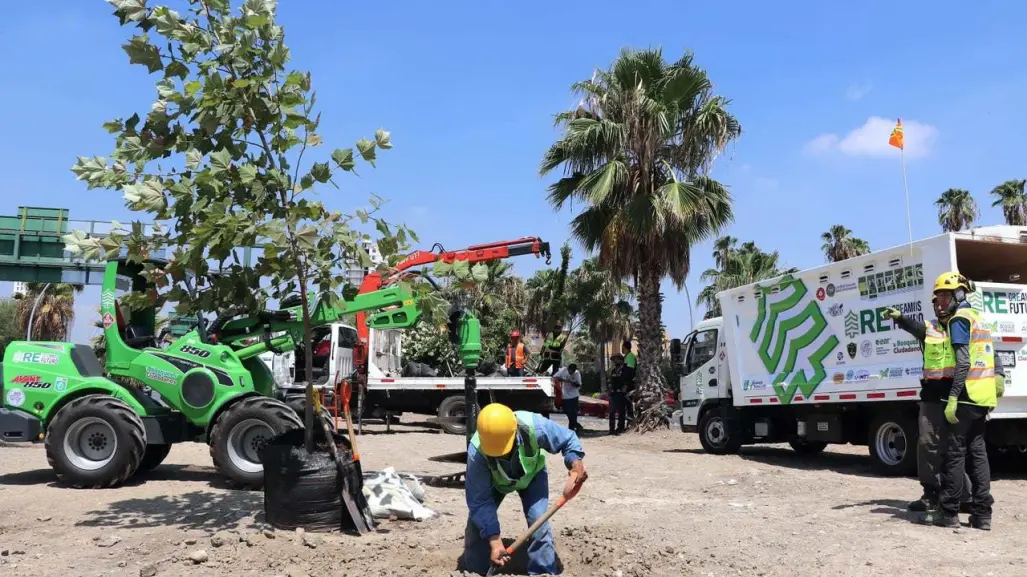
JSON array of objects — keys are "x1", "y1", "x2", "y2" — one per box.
[
  {"x1": 788, "y1": 438, "x2": 828, "y2": 455},
  {"x1": 209, "y1": 396, "x2": 304, "y2": 489},
  {"x1": 136, "y1": 444, "x2": 173, "y2": 475},
  {"x1": 44, "y1": 394, "x2": 147, "y2": 489},
  {"x1": 438, "y1": 395, "x2": 478, "y2": 436},
  {"x1": 284, "y1": 396, "x2": 338, "y2": 433},
  {"x1": 698, "y1": 407, "x2": 741, "y2": 455},
  {"x1": 867, "y1": 413, "x2": 918, "y2": 476}
]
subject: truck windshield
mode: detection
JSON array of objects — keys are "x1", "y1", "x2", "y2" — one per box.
[{"x1": 337, "y1": 326, "x2": 358, "y2": 348}]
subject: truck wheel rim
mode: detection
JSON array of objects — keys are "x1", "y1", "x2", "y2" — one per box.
[
  {"x1": 227, "y1": 419, "x2": 273, "y2": 474},
  {"x1": 64, "y1": 417, "x2": 118, "y2": 471},
  {"x1": 705, "y1": 418, "x2": 726, "y2": 447},
  {"x1": 874, "y1": 422, "x2": 907, "y2": 466}
]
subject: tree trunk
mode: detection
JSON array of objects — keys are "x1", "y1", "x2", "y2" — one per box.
[
  {"x1": 633, "y1": 262, "x2": 667, "y2": 433},
  {"x1": 597, "y1": 343, "x2": 608, "y2": 393}
]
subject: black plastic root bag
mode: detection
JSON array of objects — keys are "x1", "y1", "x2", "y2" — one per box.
[{"x1": 259, "y1": 427, "x2": 368, "y2": 533}]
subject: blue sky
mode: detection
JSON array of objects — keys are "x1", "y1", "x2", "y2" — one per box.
[{"x1": 1, "y1": 0, "x2": 1025, "y2": 345}]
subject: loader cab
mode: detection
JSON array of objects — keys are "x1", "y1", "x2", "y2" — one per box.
[{"x1": 102, "y1": 259, "x2": 165, "y2": 361}]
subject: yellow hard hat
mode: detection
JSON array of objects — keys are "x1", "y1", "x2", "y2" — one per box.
[
  {"x1": 933, "y1": 271, "x2": 972, "y2": 294},
  {"x1": 476, "y1": 403, "x2": 518, "y2": 457}
]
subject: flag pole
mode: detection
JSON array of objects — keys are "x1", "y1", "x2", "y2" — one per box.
[
  {"x1": 890, "y1": 118, "x2": 914, "y2": 258},
  {"x1": 900, "y1": 145, "x2": 913, "y2": 257}
]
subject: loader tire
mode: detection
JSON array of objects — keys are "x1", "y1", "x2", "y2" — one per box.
[
  {"x1": 45, "y1": 394, "x2": 147, "y2": 489},
  {"x1": 209, "y1": 396, "x2": 303, "y2": 490},
  {"x1": 285, "y1": 396, "x2": 338, "y2": 433}
]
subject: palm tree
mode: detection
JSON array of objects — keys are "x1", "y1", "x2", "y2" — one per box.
[
  {"x1": 697, "y1": 241, "x2": 795, "y2": 318},
  {"x1": 524, "y1": 243, "x2": 573, "y2": 332},
  {"x1": 540, "y1": 47, "x2": 740, "y2": 432},
  {"x1": 934, "y1": 188, "x2": 979, "y2": 232},
  {"x1": 15, "y1": 282, "x2": 83, "y2": 341},
  {"x1": 990, "y1": 179, "x2": 1027, "y2": 226},
  {"x1": 820, "y1": 225, "x2": 870, "y2": 263}
]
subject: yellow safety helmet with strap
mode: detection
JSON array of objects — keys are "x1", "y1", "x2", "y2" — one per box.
[
  {"x1": 932, "y1": 271, "x2": 974, "y2": 295},
  {"x1": 475, "y1": 403, "x2": 518, "y2": 457}
]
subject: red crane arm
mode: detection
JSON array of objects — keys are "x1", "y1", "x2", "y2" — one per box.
[{"x1": 352, "y1": 237, "x2": 552, "y2": 373}]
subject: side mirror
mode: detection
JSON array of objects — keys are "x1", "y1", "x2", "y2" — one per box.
[{"x1": 670, "y1": 338, "x2": 682, "y2": 366}]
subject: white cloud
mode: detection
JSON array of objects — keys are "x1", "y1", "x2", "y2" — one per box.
[
  {"x1": 845, "y1": 82, "x2": 873, "y2": 101},
  {"x1": 803, "y1": 116, "x2": 938, "y2": 159}
]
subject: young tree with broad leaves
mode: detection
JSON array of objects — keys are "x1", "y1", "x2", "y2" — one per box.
[{"x1": 64, "y1": 0, "x2": 421, "y2": 450}]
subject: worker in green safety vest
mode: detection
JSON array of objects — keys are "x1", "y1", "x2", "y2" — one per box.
[
  {"x1": 537, "y1": 321, "x2": 568, "y2": 375},
  {"x1": 461, "y1": 403, "x2": 587, "y2": 575},
  {"x1": 902, "y1": 271, "x2": 999, "y2": 530}
]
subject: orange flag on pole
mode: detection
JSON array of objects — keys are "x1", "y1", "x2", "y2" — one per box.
[{"x1": 888, "y1": 118, "x2": 904, "y2": 150}]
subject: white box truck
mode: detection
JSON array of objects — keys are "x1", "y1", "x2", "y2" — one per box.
[
  {"x1": 266, "y1": 323, "x2": 556, "y2": 435},
  {"x1": 676, "y1": 225, "x2": 1027, "y2": 475}
]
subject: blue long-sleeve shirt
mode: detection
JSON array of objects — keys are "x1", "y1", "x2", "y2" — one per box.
[{"x1": 465, "y1": 412, "x2": 585, "y2": 539}]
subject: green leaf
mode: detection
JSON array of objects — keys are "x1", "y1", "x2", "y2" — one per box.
[
  {"x1": 375, "y1": 129, "x2": 392, "y2": 150},
  {"x1": 433, "y1": 261, "x2": 453, "y2": 277},
  {"x1": 185, "y1": 149, "x2": 202, "y2": 170},
  {"x1": 309, "y1": 162, "x2": 331, "y2": 183},
  {"x1": 306, "y1": 133, "x2": 323, "y2": 146},
  {"x1": 122, "y1": 35, "x2": 163, "y2": 74},
  {"x1": 110, "y1": 0, "x2": 148, "y2": 24},
  {"x1": 209, "y1": 149, "x2": 231, "y2": 174},
  {"x1": 356, "y1": 138, "x2": 376, "y2": 165},
  {"x1": 102, "y1": 119, "x2": 123, "y2": 134},
  {"x1": 284, "y1": 111, "x2": 307, "y2": 129},
  {"x1": 331, "y1": 148, "x2": 355, "y2": 171},
  {"x1": 295, "y1": 226, "x2": 318, "y2": 250},
  {"x1": 244, "y1": 14, "x2": 269, "y2": 28},
  {"x1": 123, "y1": 179, "x2": 166, "y2": 211},
  {"x1": 471, "y1": 263, "x2": 489, "y2": 282},
  {"x1": 237, "y1": 163, "x2": 258, "y2": 184},
  {"x1": 452, "y1": 260, "x2": 471, "y2": 280},
  {"x1": 184, "y1": 80, "x2": 202, "y2": 97}
]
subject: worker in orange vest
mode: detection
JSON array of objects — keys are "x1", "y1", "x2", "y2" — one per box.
[{"x1": 505, "y1": 330, "x2": 530, "y2": 377}]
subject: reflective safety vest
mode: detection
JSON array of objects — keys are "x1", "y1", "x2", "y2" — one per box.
[
  {"x1": 506, "y1": 342, "x2": 527, "y2": 369},
  {"x1": 922, "y1": 320, "x2": 955, "y2": 381},
  {"x1": 470, "y1": 411, "x2": 547, "y2": 493},
  {"x1": 949, "y1": 308, "x2": 997, "y2": 408},
  {"x1": 543, "y1": 332, "x2": 567, "y2": 360}
]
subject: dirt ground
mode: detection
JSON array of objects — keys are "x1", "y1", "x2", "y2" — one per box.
[{"x1": 3, "y1": 415, "x2": 1027, "y2": 577}]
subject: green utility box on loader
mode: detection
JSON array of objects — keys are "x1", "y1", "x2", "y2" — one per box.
[{"x1": 0, "y1": 257, "x2": 432, "y2": 489}]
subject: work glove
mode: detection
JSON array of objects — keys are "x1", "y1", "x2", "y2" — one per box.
[
  {"x1": 945, "y1": 396, "x2": 959, "y2": 425},
  {"x1": 996, "y1": 374, "x2": 1005, "y2": 399},
  {"x1": 882, "y1": 307, "x2": 901, "y2": 320},
  {"x1": 564, "y1": 460, "x2": 588, "y2": 499}
]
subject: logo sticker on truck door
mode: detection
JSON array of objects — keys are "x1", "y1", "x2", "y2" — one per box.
[{"x1": 750, "y1": 274, "x2": 841, "y2": 405}]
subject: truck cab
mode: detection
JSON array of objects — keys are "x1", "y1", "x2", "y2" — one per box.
[{"x1": 676, "y1": 318, "x2": 731, "y2": 436}]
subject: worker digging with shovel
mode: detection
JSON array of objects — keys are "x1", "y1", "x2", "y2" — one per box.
[{"x1": 461, "y1": 403, "x2": 587, "y2": 575}]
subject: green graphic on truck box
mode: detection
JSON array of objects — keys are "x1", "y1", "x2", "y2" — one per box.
[{"x1": 750, "y1": 275, "x2": 840, "y2": 404}]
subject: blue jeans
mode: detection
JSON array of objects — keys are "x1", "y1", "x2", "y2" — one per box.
[
  {"x1": 563, "y1": 397, "x2": 580, "y2": 430},
  {"x1": 462, "y1": 467, "x2": 558, "y2": 575}
]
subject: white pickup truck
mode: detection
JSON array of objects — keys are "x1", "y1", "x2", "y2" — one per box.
[
  {"x1": 675, "y1": 225, "x2": 1027, "y2": 475},
  {"x1": 265, "y1": 323, "x2": 555, "y2": 434}
]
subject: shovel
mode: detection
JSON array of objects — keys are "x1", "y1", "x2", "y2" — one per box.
[
  {"x1": 340, "y1": 380, "x2": 376, "y2": 530},
  {"x1": 485, "y1": 477, "x2": 582, "y2": 577},
  {"x1": 313, "y1": 391, "x2": 374, "y2": 534}
]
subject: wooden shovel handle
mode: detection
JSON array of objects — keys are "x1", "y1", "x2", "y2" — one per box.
[
  {"x1": 341, "y1": 380, "x2": 360, "y2": 461},
  {"x1": 503, "y1": 477, "x2": 582, "y2": 556}
]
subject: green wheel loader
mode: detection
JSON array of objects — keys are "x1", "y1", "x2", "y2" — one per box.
[{"x1": 0, "y1": 257, "x2": 461, "y2": 489}]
